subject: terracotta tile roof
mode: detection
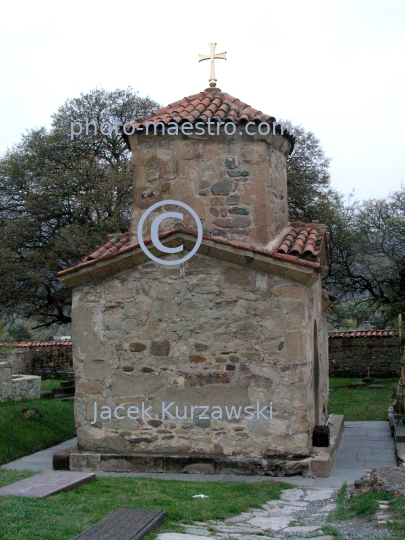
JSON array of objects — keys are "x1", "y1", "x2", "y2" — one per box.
[
  {"x1": 276, "y1": 224, "x2": 325, "y2": 258},
  {"x1": 58, "y1": 224, "x2": 327, "y2": 278},
  {"x1": 329, "y1": 330, "x2": 395, "y2": 338},
  {"x1": 0, "y1": 341, "x2": 72, "y2": 347},
  {"x1": 123, "y1": 88, "x2": 294, "y2": 148},
  {"x1": 82, "y1": 233, "x2": 131, "y2": 263}
]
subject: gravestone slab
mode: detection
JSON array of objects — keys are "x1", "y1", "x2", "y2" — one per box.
[
  {"x1": 73, "y1": 508, "x2": 167, "y2": 540},
  {"x1": 0, "y1": 471, "x2": 95, "y2": 498}
]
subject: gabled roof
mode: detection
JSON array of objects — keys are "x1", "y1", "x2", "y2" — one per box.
[
  {"x1": 57, "y1": 224, "x2": 328, "y2": 288},
  {"x1": 78, "y1": 224, "x2": 326, "y2": 267},
  {"x1": 123, "y1": 88, "x2": 294, "y2": 148}
]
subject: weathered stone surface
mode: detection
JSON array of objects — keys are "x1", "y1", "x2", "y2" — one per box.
[
  {"x1": 330, "y1": 334, "x2": 399, "y2": 377},
  {"x1": 111, "y1": 371, "x2": 165, "y2": 396},
  {"x1": 212, "y1": 216, "x2": 252, "y2": 228},
  {"x1": 0, "y1": 362, "x2": 41, "y2": 402},
  {"x1": 199, "y1": 178, "x2": 211, "y2": 190},
  {"x1": 194, "y1": 417, "x2": 211, "y2": 428},
  {"x1": 161, "y1": 182, "x2": 170, "y2": 192},
  {"x1": 211, "y1": 228, "x2": 227, "y2": 237},
  {"x1": 148, "y1": 419, "x2": 162, "y2": 427},
  {"x1": 228, "y1": 207, "x2": 249, "y2": 215},
  {"x1": 222, "y1": 157, "x2": 236, "y2": 169},
  {"x1": 189, "y1": 355, "x2": 206, "y2": 363},
  {"x1": 0, "y1": 471, "x2": 95, "y2": 498},
  {"x1": 226, "y1": 193, "x2": 240, "y2": 205},
  {"x1": 73, "y1": 509, "x2": 167, "y2": 540},
  {"x1": 182, "y1": 463, "x2": 214, "y2": 474},
  {"x1": 194, "y1": 343, "x2": 209, "y2": 352},
  {"x1": 184, "y1": 372, "x2": 230, "y2": 387},
  {"x1": 211, "y1": 178, "x2": 232, "y2": 196},
  {"x1": 227, "y1": 169, "x2": 250, "y2": 177},
  {"x1": 150, "y1": 340, "x2": 170, "y2": 356}
]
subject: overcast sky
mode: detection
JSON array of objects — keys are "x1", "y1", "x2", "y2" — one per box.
[{"x1": 1, "y1": 0, "x2": 404, "y2": 202}]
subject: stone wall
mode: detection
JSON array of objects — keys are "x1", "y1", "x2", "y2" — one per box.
[
  {"x1": 0, "y1": 361, "x2": 41, "y2": 402},
  {"x1": 4, "y1": 344, "x2": 73, "y2": 379},
  {"x1": 72, "y1": 252, "x2": 329, "y2": 463},
  {"x1": 128, "y1": 131, "x2": 291, "y2": 247},
  {"x1": 329, "y1": 335, "x2": 399, "y2": 377}
]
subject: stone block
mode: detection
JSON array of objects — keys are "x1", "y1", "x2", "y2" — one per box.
[
  {"x1": 70, "y1": 452, "x2": 101, "y2": 472},
  {"x1": 211, "y1": 178, "x2": 232, "y2": 195},
  {"x1": 150, "y1": 340, "x2": 170, "y2": 356},
  {"x1": 227, "y1": 169, "x2": 251, "y2": 177},
  {"x1": 130, "y1": 342, "x2": 147, "y2": 352},
  {"x1": 189, "y1": 355, "x2": 206, "y2": 363}
]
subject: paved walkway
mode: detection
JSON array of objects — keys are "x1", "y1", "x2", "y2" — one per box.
[{"x1": 1, "y1": 421, "x2": 397, "y2": 488}]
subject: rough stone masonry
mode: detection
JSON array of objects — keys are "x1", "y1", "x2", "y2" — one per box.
[{"x1": 58, "y1": 88, "x2": 331, "y2": 475}]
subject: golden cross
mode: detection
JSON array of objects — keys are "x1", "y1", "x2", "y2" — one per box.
[{"x1": 198, "y1": 43, "x2": 227, "y2": 88}]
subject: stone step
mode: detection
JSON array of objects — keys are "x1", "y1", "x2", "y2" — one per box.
[
  {"x1": 72, "y1": 508, "x2": 167, "y2": 540},
  {"x1": 0, "y1": 471, "x2": 95, "y2": 498},
  {"x1": 60, "y1": 380, "x2": 75, "y2": 388},
  {"x1": 52, "y1": 386, "x2": 75, "y2": 396},
  {"x1": 53, "y1": 446, "x2": 75, "y2": 470},
  {"x1": 40, "y1": 390, "x2": 54, "y2": 399}
]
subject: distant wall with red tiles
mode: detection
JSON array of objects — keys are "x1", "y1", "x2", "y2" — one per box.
[
  {"x1": 0, "y1": 342, "x2": 73, "y2": 379},
  {"x1": 329, "y1": 331, "x2": 399, "y2": 377}
]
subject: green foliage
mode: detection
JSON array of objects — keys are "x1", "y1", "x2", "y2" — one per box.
[
  {"x1": 287, "y1": 125, "x2": 332, "y2": 223},
  {"x1": 7, "y1": 323, "x2": 33, "y2": 342},
  {"x1": 0, "y1": 88, "x2": 159, "y2": 327}
]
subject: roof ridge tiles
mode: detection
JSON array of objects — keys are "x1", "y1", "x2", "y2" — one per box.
[{"x1": 58, "y1": 224, "x2": 326, "y2": 278}]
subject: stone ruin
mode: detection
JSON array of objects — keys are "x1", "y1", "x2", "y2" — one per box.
[{"x1": 0, "y1": 361, "x2": 41, "y2": 402}]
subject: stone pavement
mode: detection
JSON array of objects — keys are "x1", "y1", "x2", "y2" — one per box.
[
  {"x1": 158, "y1": 488, "x2": 337, "y2": 540},
  {"x1": 0, "y1": 471, "x2": 95, "y2": 498},
  {"x1": 1, "y1": 437, "x2": 76, "y2": 472}
]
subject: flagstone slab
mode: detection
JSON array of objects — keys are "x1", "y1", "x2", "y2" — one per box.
[
  {"x1": 0, "y1": 471, "x2": 95, "y2": 498},
  {"x1": 73, "y1": 508, "x2": 167, "y2": 540}
]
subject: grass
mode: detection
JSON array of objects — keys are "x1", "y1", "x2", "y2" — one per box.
[
  {"x1": 0, "y1": 472, "x2": 290, "y2": 540},
  {"x1": 0, "y1": 398, "x2": 75, "y2": 466},
  {"x1": 40, "y1": 379, "x2": 64, "y2": 391},
  {"x1": 328, "y1": 377, "x2": 397, "y2": 421}
]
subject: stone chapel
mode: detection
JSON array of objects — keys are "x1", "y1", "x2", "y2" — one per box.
[{"x1": 58, "y1": 83, "x2": 333, "y2": 476}]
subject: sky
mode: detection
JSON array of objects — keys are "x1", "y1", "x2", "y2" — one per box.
[{"x1": 1, "y1": 0, "x2": 404, "y2": 202}]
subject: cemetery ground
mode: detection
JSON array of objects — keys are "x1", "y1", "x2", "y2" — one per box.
[
  {"x1": 0, "y1": 377, "x2": 403, "y2": 539},
  {"x1": 0, "y1": 380, "x2": 75, "y2": 466}
]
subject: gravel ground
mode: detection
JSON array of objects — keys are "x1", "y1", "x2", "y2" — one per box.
[{"x1": 288, "y1": 489, "x2": 396, "y2": 540}]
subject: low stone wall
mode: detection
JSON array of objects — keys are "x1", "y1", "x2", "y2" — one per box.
[
  {"x1": 0, "y1": 342, "x2": 73, "y2": 379},
  {"x1": 0, "y1": 361, "x2": 41, "y2": 402},
  {"x1": 329, "y1": 331, "x2": 399, "y2": 378}
]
